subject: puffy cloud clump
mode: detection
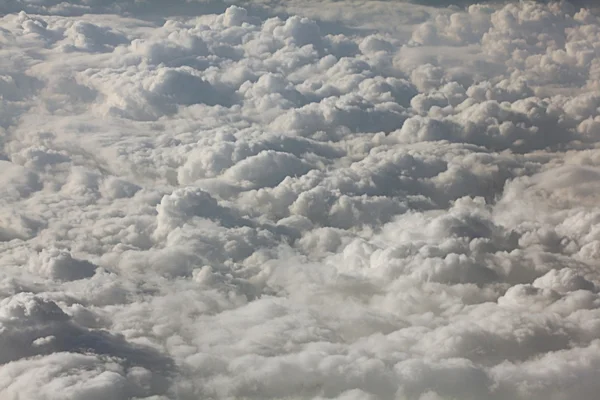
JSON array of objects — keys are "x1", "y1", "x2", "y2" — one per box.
[{"x1": 2, "y1": 1, "x2": 600, "y2": 399}]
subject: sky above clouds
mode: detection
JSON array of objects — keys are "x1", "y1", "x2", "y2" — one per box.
[{"x1": 2, "y1": 0, "x2": 600, "y2": 399}]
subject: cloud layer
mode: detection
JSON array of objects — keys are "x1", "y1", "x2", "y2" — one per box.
[{"x1": 2, "y1": 0, "x2": 600, "y2": 399}]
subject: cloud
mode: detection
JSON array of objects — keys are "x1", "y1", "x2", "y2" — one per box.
[{"x1": 2, "y1": 1, "x2": 600, "y2": 399}]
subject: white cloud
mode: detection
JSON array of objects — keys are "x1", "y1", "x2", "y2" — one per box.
[{"x1": 2, "y1": 1, "x2": 600, "y2": 399}]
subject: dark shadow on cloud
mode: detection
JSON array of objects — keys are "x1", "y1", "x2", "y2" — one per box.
[
  {"x1": 0, "y1": 294, "x2": 176, "y2": 386},
  {"x1": 150, "y1": 69, "x2": 236, "y2": 108},
  {"x1": 3, "y1": 0, "x2": 599, "y2": 18},
  {"x1": 411, "y1": 0, "x2": 600, "y2": 9},
  {"x1": 1, "y1": 0, "x2": 258, "y2": 21}
]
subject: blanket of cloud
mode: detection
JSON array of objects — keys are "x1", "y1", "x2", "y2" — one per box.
[{"x1": 2, "y1": 0, "x2": 600, "y2": 398}]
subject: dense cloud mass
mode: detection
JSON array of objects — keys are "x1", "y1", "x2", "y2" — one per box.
[{"x1": 2, "y1": 0, "x2": 600, "y2": 398}]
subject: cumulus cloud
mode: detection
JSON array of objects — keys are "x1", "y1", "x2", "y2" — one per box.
[{"x1": 2, "y1": 0, "x2": 600, "y2": 399}]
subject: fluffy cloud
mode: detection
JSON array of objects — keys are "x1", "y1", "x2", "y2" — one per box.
[{"x1": 2, "y1": 0, "x2": 600, "y2": 399}]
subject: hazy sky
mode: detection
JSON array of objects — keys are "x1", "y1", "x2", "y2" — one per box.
[{"x1": 1, "y1": 1, "x2": 600, "y2": 399}]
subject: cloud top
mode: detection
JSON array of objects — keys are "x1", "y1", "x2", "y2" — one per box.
[{"x1": 1, "y1": 1, "x2": 600, "y2": 399}]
